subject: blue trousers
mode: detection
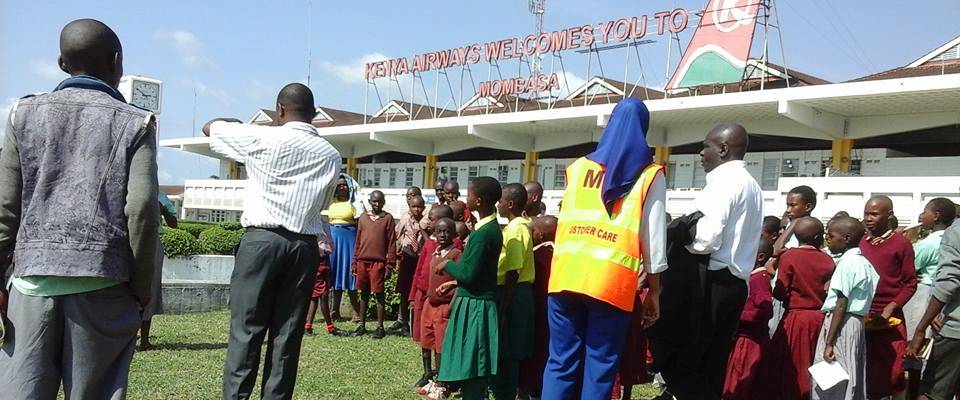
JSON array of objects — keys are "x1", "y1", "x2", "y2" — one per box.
[{"x1": 541, "y1": 292, "x2": 631, "y2": 400}]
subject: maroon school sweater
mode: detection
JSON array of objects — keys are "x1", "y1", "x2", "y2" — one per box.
[
  {"x1": 353, "y1": 212, "x2": 397, "y2": 265},
  {"x1": 859, "y1": 233, "x2": 917, "y2": 315},
  {"x1": 773, "y1": 247, "x2": 836, "y2": 310}
]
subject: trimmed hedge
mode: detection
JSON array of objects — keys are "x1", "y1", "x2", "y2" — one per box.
[
  {"x1": 161, "y1": 227, "x2": 203, "y2": 257},
  {"x1": 178, "y1": 222, "x2": 213, "y2": 238},
  {"x1": 197, "y1": 226, "x2": 244, "y2": 255},
  {"x1": 218, "y1": 221, "x2": 243, "y2": 231}
]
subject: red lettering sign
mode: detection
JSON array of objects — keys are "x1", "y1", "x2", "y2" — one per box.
[
  {"x1": 363, "y1": 9, "x2": 689, "y2": 80},
  {"x1": 477, "y1": 73, "x2": 560, "y2": 98}
]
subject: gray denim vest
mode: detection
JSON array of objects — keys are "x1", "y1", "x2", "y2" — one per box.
[{"x1": 12, "y1": 88, "x2": 153, "y2": 280}]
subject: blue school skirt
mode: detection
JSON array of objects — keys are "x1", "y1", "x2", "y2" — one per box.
[{"x1": 330, "y1": 223, "x2": 357, "y2": 291}]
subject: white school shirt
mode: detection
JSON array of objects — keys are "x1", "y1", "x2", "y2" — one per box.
[
  {"x1": 686, "y1": 160, "x2": 763, "y2": 281},
  {"x1": 209, "y1": 121, "x2": 341, "y2": 236},
  {"x1": 641, "y1": 172, "x2": 668, "y2": 276}
]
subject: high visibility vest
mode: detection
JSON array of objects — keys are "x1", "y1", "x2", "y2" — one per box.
[{"x1": 549, "y1": 158, "x2": 662, "y2": 312}]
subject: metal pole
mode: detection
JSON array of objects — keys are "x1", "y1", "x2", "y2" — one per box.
[
  {"x1": 557, "y1": 53, "x2": 571, "y2": 107},
  {"x1": 548, "y1": 50, "x2": 557, "y2": 109},
  {"x1": 485, "y1": 60, "x2": 493, "y2": 115},
  {"x1": 623, "y1": 41, "x2": 631, "y2": 96},
  {"x1": 411, "y1": 71, "x2": 417, "y2": 116},
  {"x1": 585, "y1": 47, "x2": 593, "y2": 107},
  {"x1": 760, "y1": 0, "x2": 770, "y2": 91},
  {"x1": 435, "y1": 70, "x2": 441, "y2": 116},
  {"x1": 772, "y1": 0, "x2": 790, "y2": 88},
  {"x1": 664, "y1": 34, "x2": 676, "y2": 97},
  {"x1": 633, "y1": 42, "x2": 649, "y2": 100}
]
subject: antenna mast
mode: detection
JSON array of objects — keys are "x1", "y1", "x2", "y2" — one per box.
[{"x1": 528, "y1": 0, "x2": 546, "y2": 75}]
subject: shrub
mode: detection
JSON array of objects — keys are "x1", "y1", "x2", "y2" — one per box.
[
  {"x1": 178, "y1": 222, "x2": 213, "y2": 238},
  {"x1": 161, "y1": 227, "x2": 202, "y2": 257},
  {"x1": 198, "y1": 226, "x2": 244, "y2": 255},
  {"x1": 366, "y1": 269, "x2": 402, "y2": 321},
  {"x1": 219, "y1": 221, "x2": 243, "y2": 231}
]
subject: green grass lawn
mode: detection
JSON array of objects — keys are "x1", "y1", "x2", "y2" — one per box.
[{"x1": 128, "y1": 310, "x2": 660, "y2": 399}]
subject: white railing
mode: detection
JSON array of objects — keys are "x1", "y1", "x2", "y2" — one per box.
[
  {"x1": 178, "y1": 176, "x2": 960, "y2": 226},
  {"x1": 777, "y1": 176, "x2": 960, "y2": 225}
]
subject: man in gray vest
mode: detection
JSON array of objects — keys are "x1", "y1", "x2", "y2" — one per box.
[{"x1": 0, "y1": 19, "x2": 159, "y2": 399}]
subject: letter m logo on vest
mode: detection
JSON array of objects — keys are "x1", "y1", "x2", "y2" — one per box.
[
  {"x1": 550, "y1": 157, "x2": 663, "y2": 311},
  {"x1": 583, "y1": 168, "x2": 604, "y2": 189}
]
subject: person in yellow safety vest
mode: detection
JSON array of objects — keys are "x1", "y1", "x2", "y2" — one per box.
[{"x1": 542, "y1": 98, "x2": 668, "y2": 400}]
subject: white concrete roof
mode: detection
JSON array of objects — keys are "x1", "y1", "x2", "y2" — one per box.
[{"x1": 163, "y1": 74, "x2": 960, "y2": 160}]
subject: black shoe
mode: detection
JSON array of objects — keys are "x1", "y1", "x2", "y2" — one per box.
[
  {"x1": 370, "y1": 327, "x2": 386, "y2": 339},
  {"x1": 304, "y1": 328, "x2": 315, "y2": 337},
  {"x1": 352, "y1": 325, "x2": 367, "y2": 337},
  {"x1": 329, "y1": 327, "x2": 347, "y2": 337},
  {"x1": 414, "y1": 372, "x2": 432, "y2": 388},
  {"x1": 386, "y1": 321, "x2": 404, "y2": 331},
  {"x1": 399, "y1": 324, "x2": 411, "y2": 337}
]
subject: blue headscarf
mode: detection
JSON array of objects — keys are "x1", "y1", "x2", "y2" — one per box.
[{"x1": 585, "y1": 98, "x2": 653, "y2": 215}]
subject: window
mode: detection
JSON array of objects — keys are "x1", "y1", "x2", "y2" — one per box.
[
  {"x1": 693, "y1": 163, "x2": 707, "y2": 189},
  {"x1": 553, "y1": 167, "x2": 566, "y2": 190},
  {"x1": 405, "y1": 169, "x2": 414, "y2": 187},
  {"x1": 497, "y1": 165, "x2": 509, "y2": 185},
  {"x1": 666, "y1": 162, "x2": 677, "y2": 189},
  {"x1": 931, "y1": 43, "x2": 960, "y2": 62},
  {"x1": 780, "y1": 159, "x2": 799, "y2": 177},
  {"x1": 448, "y1": 168, "x2": 459, "y2": 186},
  {"x1": 383, "y1": 104, "x2": 406, "y2": 116},
  {"x1": 761, "y1": 158, "x2": 779, "y2": 190},
  {"x1": 468, "y1": 166, "x2": 479, "y2": 178},
  {"x1": 849, "y1": 159, "x2": 862, "y2": 176},
  {"x1": 585, "y1": 83, "x2": 616, "y2": 96},
  {"x1": 211, "y1": 210, "x2": 227, "y2": 223},
  {"x1": 373, "y1": 169, "x2": 382, "y2": 187},
  {"x1": 389, "y1": 168, "x2": 398, "y2": 187}
]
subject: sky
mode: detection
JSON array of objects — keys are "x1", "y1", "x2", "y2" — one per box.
[{"x1": 2, "y1": 0, "x2": 959, "y2": 185}]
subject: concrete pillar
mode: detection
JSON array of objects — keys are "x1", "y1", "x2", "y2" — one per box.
[
  {"x1": 831, "y1": 139, "x2": 853, "y2": 172},
  {"x1": 523, "y1": 151, "x2": 539, "y2": 183},
  {"x1": 654, "y1": 146, "x2": 671, "y2": 166},
  {"x1": 423, "y1": 154, "x2": 438, "y2": 187},
  {"x1": 345, "y1": 157, "x2": 358, "y2": 178}
]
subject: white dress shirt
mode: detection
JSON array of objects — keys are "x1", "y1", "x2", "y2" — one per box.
[
  {"x1": 686, "y1": 160, "x2": 763, "y2": 281},
  {"x1": 209, "y1": 120, "x2": 341, "y2": 236},
  {"x1": 641, "y1": 172, "x2": 668, "y2": 276}
]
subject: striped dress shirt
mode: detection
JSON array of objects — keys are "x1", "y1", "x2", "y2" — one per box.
[{"x1": 209, "y1": 120, "x2": 341, "y2": 236}]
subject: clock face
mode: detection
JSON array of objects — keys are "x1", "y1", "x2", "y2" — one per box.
[{"x1": 130, "y1": 80, "x2": 161, "y2": 113}]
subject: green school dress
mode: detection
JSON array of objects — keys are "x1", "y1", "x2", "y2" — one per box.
[{"x1": 438, "y1": 214, "x2": 503, "y2": 381}]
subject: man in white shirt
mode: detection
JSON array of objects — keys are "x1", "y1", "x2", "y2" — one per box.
[
  {"x1": 204, "y1": 83, "x2": 342, "y2": 400},
  {"x1": 659, "y1": 123, "x2": 763, "y2": 400}
]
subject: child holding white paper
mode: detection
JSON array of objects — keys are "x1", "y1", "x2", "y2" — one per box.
[{"x1": 811, "y1": 217, "x2": 879, "y2": 400}]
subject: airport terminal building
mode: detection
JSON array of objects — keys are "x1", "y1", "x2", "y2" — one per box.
[{"x1": 162, "y1": 1, "x2": 960, "y2": 223}]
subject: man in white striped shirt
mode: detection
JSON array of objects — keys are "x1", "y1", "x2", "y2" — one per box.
[{"x1": 204, "y1": 83, "x2": 341, "y2": 400}]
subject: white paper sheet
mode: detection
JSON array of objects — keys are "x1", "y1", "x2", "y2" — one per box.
[{"x1": 809, "y1": 360, "x2": 850, "y2": 390}]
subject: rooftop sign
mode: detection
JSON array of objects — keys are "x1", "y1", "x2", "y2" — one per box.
[{"x1": 364, "y1": 8, "x2": 690, "y2": 80}]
